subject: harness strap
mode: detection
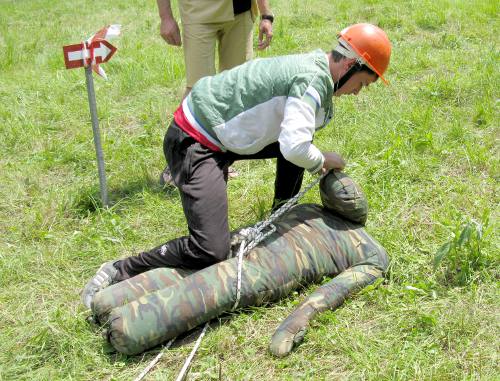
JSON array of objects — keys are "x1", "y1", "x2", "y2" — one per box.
[{"x1": 334, "y1": 62, "x2": 364, "y2": 92}]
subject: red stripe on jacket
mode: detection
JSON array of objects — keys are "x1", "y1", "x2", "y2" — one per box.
[{"x1": 173, "y1": 106, "x2": 221, "y2": 152}]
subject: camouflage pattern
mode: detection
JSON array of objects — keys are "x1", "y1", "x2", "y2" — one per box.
[
  {"x1": 269, "y1": 262, "x2": 382, "y2": 356},
  {"x1": 320, "y1": 171, "x2": 368, "y2": 225},
  {"x1": 92, "y1": 267, "x2": 194, "y2": 323},
  {"x1": 95, "y1": 204, "x2": 388, "y2": 355}
]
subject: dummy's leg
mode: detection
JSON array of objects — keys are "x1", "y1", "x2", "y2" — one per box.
[
  {"x1": 269, "y1": 263, "x2": 384, "y2": 357},
  {"x1": 92, "y1": 267, "x2": 195, "y2": 323},
  {"x1": 218, "y1": 10, "x2": 253, "y2": 71}
]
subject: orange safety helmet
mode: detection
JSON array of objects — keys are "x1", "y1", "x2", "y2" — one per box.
[{"x1": 338, "y1": 23, "x2": 392, "y2": 84}]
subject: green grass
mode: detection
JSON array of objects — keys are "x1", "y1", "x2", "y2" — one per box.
[{"x1": 0, "y1": 0, "x2": 499, "y2": 379}]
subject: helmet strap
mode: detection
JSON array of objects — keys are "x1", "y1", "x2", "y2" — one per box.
[{"x1": 334, "y1": 62, "x2": 363, "y2": 92}]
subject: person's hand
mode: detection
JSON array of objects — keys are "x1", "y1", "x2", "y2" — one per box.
[
  {"x1": 160, "y1": 17, "x2": 181, "y2": 46},
  {"x1": 258, "y1": 19, "x2": 273, "y2": 50},
  {"x1": 322, "y1": 151, "x2": 346, "y2": 173}
]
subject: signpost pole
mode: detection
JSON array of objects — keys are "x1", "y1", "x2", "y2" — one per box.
[
  {"x1": 64, "y1": 25, "x2": 120, "y2": 207},
  {"x1": 84, "y1": 65, "x2": 109, "y2": 207}
]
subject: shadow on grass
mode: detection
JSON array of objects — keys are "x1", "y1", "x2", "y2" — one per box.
[
  {"x1": 97, "y1": 312, "x2": 255, "y2": 364},
  {"x1": 72, "y1": 177, "x2": 179, "y2": 216},
  {"x1": 86, "y1": 315, "x2": 219, "y2": 365}
]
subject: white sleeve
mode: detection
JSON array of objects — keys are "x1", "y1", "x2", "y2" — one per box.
[{"x1": 278, "y1": 97, "x2": 324, "y2": 173}]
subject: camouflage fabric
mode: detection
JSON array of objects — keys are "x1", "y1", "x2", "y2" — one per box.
[
  {"x1": 269, "y1": 262, "x2": 382, "y2": 357},
  {"x1": 320, "y1": 171, "x2": 368, "y2": 225},
  {"x1": 94, "y1": 203, "x2": 388, "y2": 356},
  {"x1": 92, "y1": 267, "x2": 194, "y2": 323}
]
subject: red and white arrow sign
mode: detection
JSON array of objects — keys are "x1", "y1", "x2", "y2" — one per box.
[
  {"x1": 63, "y1": 39, "x2": 117, "y2": 69},
  {"x1": 62, "y1": 24, "x2": 121, "y2": 79}
]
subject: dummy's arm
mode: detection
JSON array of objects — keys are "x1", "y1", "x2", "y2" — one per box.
[{"x1": 269, "y1": 263, "x2": 383, "y2": 357}]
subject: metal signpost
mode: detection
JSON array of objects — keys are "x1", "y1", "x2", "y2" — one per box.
[
  {"x1": 63, "y1": 25, "x2": 120, "y2": 207},
  {"x1": 84, "y1": 64, "x2": 109, "y2": 206}
]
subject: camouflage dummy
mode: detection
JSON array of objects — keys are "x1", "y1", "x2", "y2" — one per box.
[{"x1": 91, "y1": 173, "x2": 389, "y2": 356}]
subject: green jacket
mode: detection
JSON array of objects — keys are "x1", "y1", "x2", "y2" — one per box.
[{"x1": 181, "y1": 50, "x2": 335, "y2": 173}]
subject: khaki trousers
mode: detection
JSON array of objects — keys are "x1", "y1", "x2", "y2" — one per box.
[{"x1": 182, "y1": 10, "x2": 254, "y2": 87}]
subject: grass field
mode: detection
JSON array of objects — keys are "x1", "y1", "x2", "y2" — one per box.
[{"x1": 0, "y1": 0, "x2": 499, "y2": 380}]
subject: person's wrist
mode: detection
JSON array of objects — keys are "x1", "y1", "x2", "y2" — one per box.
[
  {"x1": 261, "y1": 14, "x2": 274, "y2": 23},
  {"x1": 160, "y1": 14, "x2": 175, "y2": 22}
]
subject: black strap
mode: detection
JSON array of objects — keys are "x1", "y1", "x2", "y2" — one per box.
[
  {"x1": 333, "y1": 62, "x2": 363, "y2": 93},
  {"x1": 233, "y1": 0, "x2": 252, "y2": 15}
]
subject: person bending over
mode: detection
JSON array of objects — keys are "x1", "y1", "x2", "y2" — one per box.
[{"x1": 82, "y1": 24, "x2": 392, "y2": 312}]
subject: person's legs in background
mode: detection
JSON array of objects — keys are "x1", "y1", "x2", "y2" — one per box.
[
  {"x1": 218, "y1": 10, "x2": 254, "y2": 71},
  {"x1": 182, "y1": 21, "x2": 219, "y2": 91}
]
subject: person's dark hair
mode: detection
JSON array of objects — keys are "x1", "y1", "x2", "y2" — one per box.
[
  {"x1": 330, "y1": 49, "x2": 378, "y2": 77},
  {"x1": 331, "y1": 49, "x2": 344, "y2": 62}
]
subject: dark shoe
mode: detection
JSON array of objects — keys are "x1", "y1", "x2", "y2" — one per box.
[{"x1": 81, "y1": 261, "x2": 118, "y2": 309}]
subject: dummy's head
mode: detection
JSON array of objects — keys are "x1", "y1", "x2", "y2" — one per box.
[{"x1": 319, "y1": 172, "x2": 368, "y2": 225}]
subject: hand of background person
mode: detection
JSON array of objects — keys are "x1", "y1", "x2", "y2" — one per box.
[
  {"x1": 321, "y1": 151, "x2": 346, "y2": 173},
  {"x1": 258, "y1": 19, "x2": 273, "y2": 50},
  {"x1": 160, "y1": 17, "x2": 181, "y2": 46}
]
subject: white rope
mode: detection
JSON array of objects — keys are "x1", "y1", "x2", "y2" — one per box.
[
  {"x1": 133, "y1": 338, "x2": 175, "y2": 381},
  {"x1": 233, "y1": 239, "x2": 247, "y2": 311},
  {"x1": 136, "y1": 171, "x2": 327, "y2": 380},
  {"x1": 175, "y1": 322, "x2": 209, "y2": 381}
]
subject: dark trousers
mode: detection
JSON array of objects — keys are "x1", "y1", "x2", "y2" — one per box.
[{"x1": 115, "y1": 122, "x2": 304, "y2": 280}]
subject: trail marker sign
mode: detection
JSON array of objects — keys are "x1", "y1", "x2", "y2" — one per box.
[
  {"x1": 62, "y1": 24, "x2": 121, "y2": 207},
  {"x1": 63, "y1": 40, "x2": 117, "y2": 70}
]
